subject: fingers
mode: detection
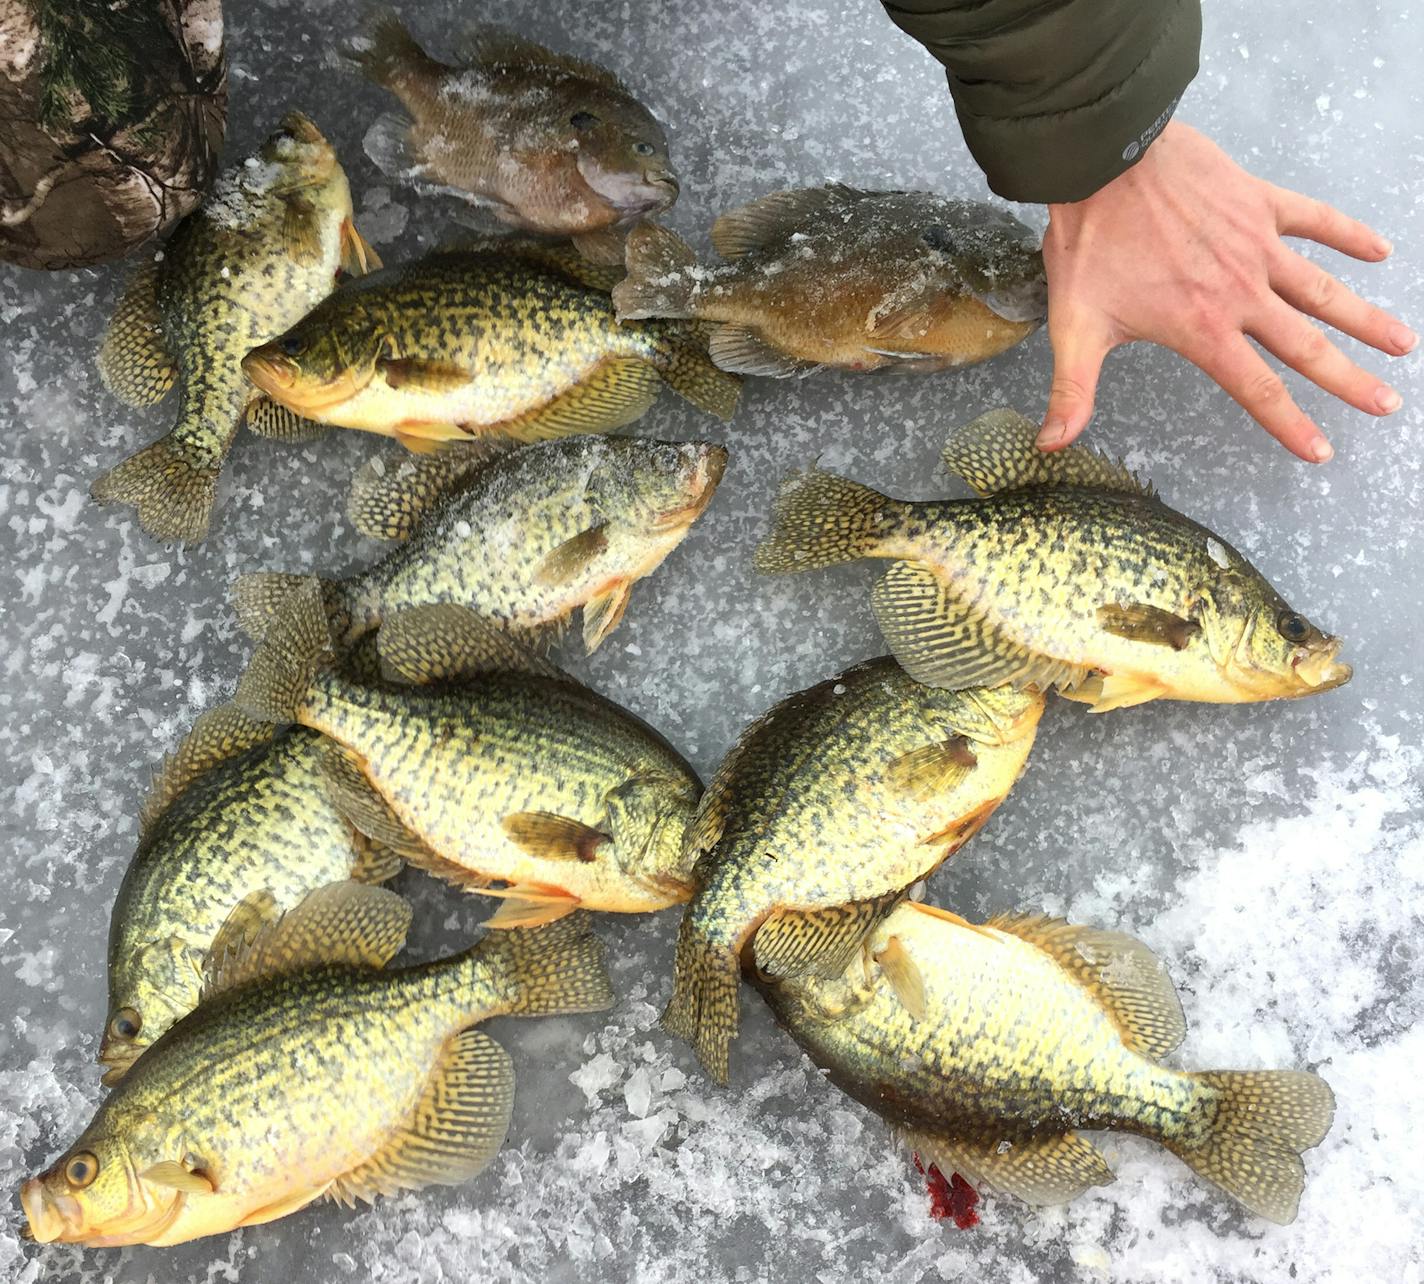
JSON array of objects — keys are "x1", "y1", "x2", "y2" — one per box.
[
  {"x1": 1271, "y1": 188, "x2": 1392, "y2": 261},
  {"x1": 1269, "y1": 247, "x2": 1418, "y2": 357},
  {"x1": 1037, "y1": 315, "x2": 1111, "y2": 452},
  {"x1": 1188, "y1": 332, "x2": 1333, "y2": 462},
  {"x1": 1248, "y1": 299, "x2": 1402, "y2": 418}
]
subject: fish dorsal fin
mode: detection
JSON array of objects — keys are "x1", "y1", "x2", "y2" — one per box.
[
  {"x1": 202, "y1": 882, "x2": 412, "y2": 1000},
  {"x1": 709, "y1": 183, "x2": 874, "y2": 260},
  {"x1": 140, "y1": 706, "x2": 277, "y2": 835},
  {"x1": 328, "y1": 1028, "x2": 515, "y2": 1207},
  {"x1": 97, "y1": 260, "x2": 176, "y2": 407},
  {"x1": 985, "y1": 913, "x2": 1186, "y2": 1059},
  {"x1": 377, "y1": 604, "x2": 563, "y2": 684},
  {"x1": 753, "y1": 889, "x2": 905, "y2": 982},
  {"x1": 941, "y1": 409, "x2": 1157, "y2": 498},
  {"x1": 455, "y1": 27, "x2": 625, "y2": 90},
  {"x1": 346, "y1": 443, "x2": 505, "y2": 541},
  {"x1": 901, "y1": 1125, "x2": 1114, "y2": 1206}
]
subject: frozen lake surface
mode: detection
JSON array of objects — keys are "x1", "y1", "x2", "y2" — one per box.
[{"x1": 2, "y1": 1, "x2": 1421, "y2": 1281}]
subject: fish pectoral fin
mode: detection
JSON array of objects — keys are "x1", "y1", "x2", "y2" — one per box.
[
  {"x1": 1097, "y1": 602, "x2": 1201, "y2": 651},
  {"x1": 571, "y1": 226, "x2": 629, "y2": 269},
  {"x1": 139, "y1": 704, "x2": 277, "y2": 834},
  {"x1": 582, "y1": 581, "x2": 632, "y2": 654},
  {"x1": 501, "y1": 812, "x2": 610, "y2": 863},
  {"x1": 985, "y1": 913, "x2": 1186, "y2": 1059},
  {"x1": 349, "y1": 832, "x2": 404, "y2": 884},
  {"x1": 706, "y1": 324, "x2": 819, "y2": 378},
  {"x1": 941, "y1": 408, "x2": 1157, "y2": 499},
  {"x1": 753, "y1": 889, "x2": 905, "y2": 982},
  {"x1": 235, "y1": 1184, "x2": 329, "y2": 1228},
  {"x1": 244, "y1": 395, "x2": 332, "y2": 444},
  {"x1": 871, "y1": 561, "x2": 1088, "y2": 693},
  {"x1": 1059, "y1": 671, "x2": 1168, "y2": 713},
  {"x1": 97, "y1": 260, "x2": 176, "y2": 406},
  {"x1": 498, "y1": 357, "x2": 661, "y2": 440},
  {"x1": 281, "y1": 195, "x2": 324, "y2": 265},
  {"x1": 329, "y1": 1028, "x2": 514, "y2": 1206},
  {"x1": 319, "y1": 744, "x2": 432, "y2": 856},
  {"x1": 885, "y1": 735, "x2": 978, "y2": 800},
  {"x1": 395, "y1": 426, "x2": 470, "y2": 454},
  {"x1": 534, "y1": 523, "x2": 610, "y2": 588},
  {"x1": 873, "y1": 936, "x2": 927, "y2": 1020},
  {"x1": 377, "y1": 357, "x2": 474, "y2": 393},
  {"x1": 376, "y1": 603, "x2": 563, "y2": 683},
  {"x1": 140, "y1": 1160, "x2": 214, "y2": 1194},
  {"x1": 709, "y1": 183, "x2": 872, "y2": 259},
  {"x1": 203, "y1": 881, "x2": 412, "y2": 999},
  {"x1": 478, "y1": 884, "x2": 582, "y2": 929},
  {"x1": 901, "y1": 1126, "x2": 1115, "y2": 1207},
  {"x1": 340, "y1": 217, "x2": 382, "y2": 276},
  {"x1": 346, "y1": 443, "x2": 506, "y2": 541}
]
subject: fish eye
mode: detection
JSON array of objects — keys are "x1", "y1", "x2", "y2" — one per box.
[
  {"x1": 64, "y1": 1152, "x2": 99, "y2": 1189},
  {"x1": 632, "y1": 141, "x2": 655, "y2": 157},
  {"x1": 278, "y1": 335, "x2": 306, "y2": 357},
  {"x1": 108, "y1": 1008, "x2": 141, "y2": 1041},
  {"x1": 1277, "y1": 611, "x2": 1311, "y2": 643},
  {"x1": 570, "y1": 111, "x2": 600, "y2": 130}
]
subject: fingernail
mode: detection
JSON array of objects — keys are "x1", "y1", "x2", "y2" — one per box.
[
  {"x1": 1375, "y1": 236, "x2": 1393, "y2": 257},
  {"x1": 1036, "y1": 419, "x2": 1068, "y2": 450},
  {"x1": 1389, "y1": 324, "x2": 1418, "y2": 354},
  {"x1": 1376, "y1": 387, "x2": 1403, "y2": 413},
  {"x1": 1311, "y1": 439, "x2": 1334, "y2": 463}
]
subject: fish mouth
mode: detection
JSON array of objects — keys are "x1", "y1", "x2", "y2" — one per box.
[
  {"x1": 97, "y1": 1035, "x2": 141, "y2": 1087},
  {"x1": 653, "y1": 444, "x2": 727, "y2": 532},
  {"x1": 1289, "y1": 637, "x2": 1352, "y2": 692},
  {"x1": 243, "y1": 349, "x2": 358, "y2": 416},
  {"x1": 243, "y1": 347, "x2": 299, "y2": 394},
  {"x1": 277, "y1": 111, "x2": 325, "y2": 146},
  {"x1": 21, "y1": 1178, "x2": 83, "y2": 1244}
]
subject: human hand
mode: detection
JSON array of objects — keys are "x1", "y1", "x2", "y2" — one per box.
[{"x1": 1037, "y1": 121, "x2": 1416, "y2": 462}]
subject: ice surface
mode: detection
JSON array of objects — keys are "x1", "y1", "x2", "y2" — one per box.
[{"x1": 2, "y1": 2, "x2": 1422, "y2": 1282}]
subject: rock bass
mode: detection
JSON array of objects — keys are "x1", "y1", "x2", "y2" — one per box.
[
  {"x1": 663, "y1": 658, "x2": 1043, "y2": 1084},
  {"x1": 612, "y1": 185, "x2": 1045, "y2": 376},
  {"x1": 92, "y1": 111, "x2": 377, "y2": 543},
  {"x1": 338, "y1": 11, "x2": 677, "y2": 263},
  {"x1": 101, "y1": 711, "x2": 399, "y2": 1086},
  {"x1": 758, "y1": 900, "x2": 1335, "y2": 1225},
  {"x1": 242, "y1": 241, "x2": 739, "y2": 452},
  {"x1": 233, "y1": 435, "x2": 726, "y2": 656},
  {"x1": 234, "y1": 589, "x2": 702, "y2": 925},
  {"x1": 755, "y1": 409, "x2": 1352, "y2": 710},
  {"x1": 21, "y1": 886, "x2": 612, "y2": 1246}
]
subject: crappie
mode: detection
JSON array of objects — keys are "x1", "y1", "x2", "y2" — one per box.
[
  {"x1": 101, "y1": 712, "x2": 398, "y2": 1086},
  {"x1": 242, "y1": 242, "x2": 739, "y2": 452},
  {"x1": 234, "y1": 590, "x2": 702, "y2": 925},
  {"x1": 233, "y1": 435, "x2": 726, "y2": 657},
  {"x1": 612, "y1": 185, "x2": 1045, "y2": 376},
  {"x1": 339, "y1": 11, "x2": 677, "y2": 262},
  {"x1": 663, "y1": 658, "x2": 1043, "y2": 1083},
  {"x1": 758, "y1": 900, "x2": 1335, "y2": 1225},
  {"x1": 755, "y1": 410, "x2": 1352, "y2": 710},
  {"x1": 22, "y1": 886, "x2": 612, "y2": 1247},
  {"x1": 92, "y1": 112, "x2": 377, "y2": 543}
]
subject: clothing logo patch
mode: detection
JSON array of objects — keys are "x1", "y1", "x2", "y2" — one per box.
[{"x1": 1122, "y1": 95, "x2": 1181, "y2": 164}]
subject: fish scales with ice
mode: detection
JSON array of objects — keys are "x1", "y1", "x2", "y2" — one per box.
[
  {"x1": 663, "y1": 657, "x2": 1043, "y2": 1083},
  {"x1": 92, "y1": 112, "x2": 377, "y2": 542},
  {"x1": 242, "y1": 244, "x2": 738, "y2": 450},
  {"x1": 102, "y1": 717, "x2": 397, "y2": 1085},
  {"x1": 754, "y1": 409, "x2": 1351, "y2": 710},
  {"x1": 759, "y1": 900, "x2": 1335, "y2": 1225},
  {"x1": 234, "y1": 436, "x2": 726, "y2": 656},
  {"x1": 23, "y1": 892, "x2": 613, "y2": 1247}
]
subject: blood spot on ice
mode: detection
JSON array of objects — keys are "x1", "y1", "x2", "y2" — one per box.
[{"x1": 912, "y1": 1153, "x2": 980, "y2": 1229}]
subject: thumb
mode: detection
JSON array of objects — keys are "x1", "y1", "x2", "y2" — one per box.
[{"x1": 1038, "y1": 320, "x2": 1110, "y2": 451}]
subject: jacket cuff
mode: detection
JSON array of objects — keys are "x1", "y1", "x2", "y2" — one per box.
[{"x1": 950, "y1": 2, "x2": 1201, "y2": 204}]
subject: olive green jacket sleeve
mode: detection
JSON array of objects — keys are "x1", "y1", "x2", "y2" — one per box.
[{"x1": 879, "y1": 0, "x2": 1202, "y2": 203}]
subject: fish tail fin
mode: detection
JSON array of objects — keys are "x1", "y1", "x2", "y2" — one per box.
[
  {"x1": 1168, "y1": 1069, "x2": 1335, "y2": 1225},
  {"x1": 473, "y1": 914, "x2": 614, "y2": 1017},
  {"x1": 753, "y1": 468, "x2": 901, "y2": 573},
  {"x1": 90, "y1": 432, "x2": 218, "y2": 544},
  {"x1": 611, "y1": 222, "x2": 699, "y2": 321},
  {"x1": 661, "y1": 914, "x2": 741, "y2": 1085},
  {"x1": 337, "y1": 8, "x2": 430, "y2": 89},
  {"x1": 233, "y1": 576, "x2": 334, "y2": 724},
  {"x1": 654, "y1": 322, "x2": 742, "y2": 420},
  {"x1": 232, "y1": 572, "x2": 349, "y2": 644}
]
